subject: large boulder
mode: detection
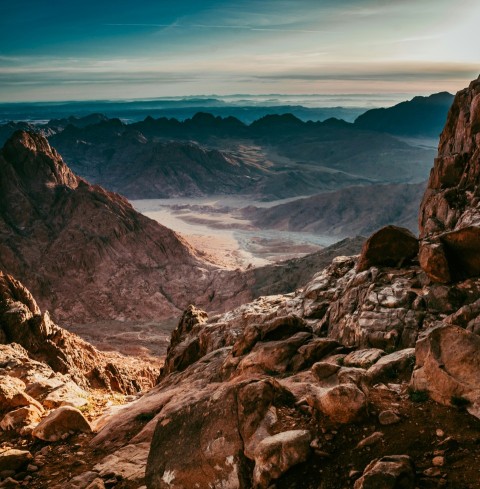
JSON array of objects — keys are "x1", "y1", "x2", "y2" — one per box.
[
  {"x1": 0, "y1": 405, "x2": 42, "y2": 433},
  {"x1": 411, "y1": 325, "x2": 480, "y2": 418},
  {"x1": 354, "y1": 455, "x2": 415, "y2": 489},
  {"x1": 0, "y1": 448, "x2": 32, "y2": 472},
  {"x1": 308, "y1": 384, "x2": 366, "y2": 423},
  {"x1": 252, "y1": 430, "x2": 311, "y2": 489},
  {"x1": 356, "y1": 225, "x2": 418, "y2": 273},
  {"x1": 32, "y1": 406, "x2": 92, "y2": 442}
]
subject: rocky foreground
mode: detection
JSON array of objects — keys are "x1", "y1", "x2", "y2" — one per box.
[{"x1": 0, "y1": 77, "x2": 480, "y2": 488}]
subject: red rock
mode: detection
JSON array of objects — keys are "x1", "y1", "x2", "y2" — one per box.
[
  {"x1": 356, "y1": 225, "x2": 418, "y2": 273},
  {"x1": 418, "y1": 241, "x2": 451, "y2": 283}
]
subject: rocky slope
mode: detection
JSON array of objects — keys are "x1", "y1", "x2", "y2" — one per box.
[
  {"x1": 0, "y1": 130, "x2": 217, "y2": 323},
  {"x1": 0, "y1": 130, "x2": 367, "y2": 323},
  {"x1": 34, "y1": 76, "x2": 479, "y2": 489},
  {"x1": 244, "y1": 182, "x2": 425, "y2": 237}
]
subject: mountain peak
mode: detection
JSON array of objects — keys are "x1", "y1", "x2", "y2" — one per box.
[{"x1": 2, "y1": 130, "x2": 79, "y2": 190}]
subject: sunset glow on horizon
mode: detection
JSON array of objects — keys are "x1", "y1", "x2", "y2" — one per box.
[{"x1": 1, "y1": 0, "x2": 479, "y2": 102}]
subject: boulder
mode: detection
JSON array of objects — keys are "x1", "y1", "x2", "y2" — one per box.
[
  {"x1": 356, "y1": 225, "x2": 418, "y2": 273},
  {"x1": 0, "y1": 376, "x2": 42, "y2": 412},
  {"x1": 441, "y1": 226, "x2": 480, "y2": 280},
  {"x1": 0, "y1": 448, "x2": 32, "y2": 472},
  {"x1": 43, "y1": 381, "x2": 89, "y2": 409},
  {"x1": 146, "y1": 385, "x2": 247, "y2": 489},
  {"x1": 344, "y1": 348, "x2": 384, "y2": 368},
  {"x1": 354, "y1": 455, "x2": 415, "y2": 489},
  {"x1": 32, "y1": 406, "x2": 92, "y2": 442},
  {"x1": 0, "y1": 405, "x2": 42, "y2": 433},
  {"x1": 253, "y1": 430, "x2": 311, "y2": 488},
  {"x1": 366, "y1": 348, "x2": 415, "y2": 384},
  {"x1": 308, "y1": 384, "x2": 366, "y2": 423},
  {"x1": 411, "y1": 325, "x2": 480, "y2": 418},
  {"x1": 419, "y1": 241, "x2": 451, "y2": 283}
]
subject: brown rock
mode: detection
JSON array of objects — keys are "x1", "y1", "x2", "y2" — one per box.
[
  {"x1": 0, "y1": 376, "x2": 41, "y2": 413},
  {"x1": 411, "y1": 325, "x2": 480, "y2": 418},
  {"x1": 344, "y1": 348, "x2": 384, "y2": 368},
  {"x1": 366, "y1": 348, "x2": 415, "y2": 384},
  {"x1": 419, "y1": 76, "x2": 480, "y2": 238},
  {"x1": 441, "y1": 226, "x2": 480, "y2": 280},
  {"x1": 378, "y1": 410, "x2": 401, "y2": 425},
  {"x1": 0, "y1": 271, "x2": 156, "y2": 394},
  {"x1": 419, "y1": 241, "x2": 451, "y2": 283},
  {"x1": 0, "y1": 448, "x2": 32, "y2": 472},
  {"x1": 356, "y1": 225, "x2": 418, "y2": 273},
  {"x1": 253, "y1": 430, "x2": 311, "y2": 488},
  {"x1": 0, "y1": 406, "x2": 42, "y2": 433},
  {"x1": 356, "y1": 432, "x2": 384, "y2": 449},
  {"x1": 309, "y1": 384, "x2": 366, "y2": 423},
  {"x1": 354, "y1": 455, "x2": 415, "y2": 489},
  {"x1": 32, "y1": 406, "x2": 92, "y2": 442}
]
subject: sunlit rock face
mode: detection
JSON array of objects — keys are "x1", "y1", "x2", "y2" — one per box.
[{"x1": 419, "y1": 76, "x2": 480, "y2": 282}]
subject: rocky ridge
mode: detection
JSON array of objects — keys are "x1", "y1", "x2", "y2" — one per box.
[{"x1": 0, "y1": 131, "x2": 212, "y2": 323}]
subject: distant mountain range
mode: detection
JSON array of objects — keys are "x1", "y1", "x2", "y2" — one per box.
[{"x1": 354, "y1": 91, "x2": 454, "y2": 137}]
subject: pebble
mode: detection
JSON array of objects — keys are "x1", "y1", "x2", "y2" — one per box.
[
  {"x1": 356, "y1": 431, "x2": 383, "y2": 449},
  {"x1": 424, "y1": 467, "x2": 441, "y2": 477},
  {"x1": 378, "y1": 410, "x2": 401, "y2": 425},
  {"x1": 26, "y1": 465, "x2": 38, "y2": 472},
  {"x1": 436, "y1": 429, "x2": 445, "y2": 437},
  {"x1": 432, "y1": 456, "x2": 445, "y2": 467}
]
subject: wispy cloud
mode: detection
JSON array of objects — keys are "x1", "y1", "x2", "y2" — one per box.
[{"x1": 104, "y1": 23, "x2": 329, "y2": 33}]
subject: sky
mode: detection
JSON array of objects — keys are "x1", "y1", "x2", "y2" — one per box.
[{"x1": 0, "y1": 0, "x2": 479, "y2": 102}]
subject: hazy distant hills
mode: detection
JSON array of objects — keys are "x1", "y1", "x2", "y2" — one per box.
[
  {"x1": 354, "y1": 92, "x2": 454, "y2": 137},
  {"x1": 0, "y1": 91, "x2": 452, "y2": 201},
  {"x1": 41, "y1": 112, "x2": 433, "y2": 199},
  {"x1": 0, "y1": 99, "x2": 366, "y2": 125}
]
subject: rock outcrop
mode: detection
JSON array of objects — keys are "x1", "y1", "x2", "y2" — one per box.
[
  {"x1": 419, "y1": 76, "x2": 480, "y2": 282},
  {"x1": 0, "y1": 270, "x2": 155, "y2": 393}
]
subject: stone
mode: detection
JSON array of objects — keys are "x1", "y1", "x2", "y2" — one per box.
[
  {"x1": 441, "y1": 226, "x2": 480, "y2": 280},
  {"x1": 32, "y1": 406, "x2": 91, "y2": 442},
  {"x1": 419, "y1": 241, "x2": 451, "y2": 283},
  {"x1": 411, "y1": 325, "x2": 480, "y2": 418},
  {"x1": 356, "y1": 225, "x2": 418, "y2": 273},
  {"x1": 67, "y1": 471, "x2": 100, "y2": 489},
  {"x1": 43, "y1": 382, "x2": 89, "y2": 409},
  {"x1": 0, "y1": 478, "x2": 20, "y2": 488},
  {"x1": 378, "y1": 410, "x2": 401, "y2": 425},
  {"x1": 356, "y1": 432, "x2": 384, "y2": 449},
  {"x1": 0, "y1": 377, "x2": 41, "y2": 413},
  {"x1": 0, "y1": 406, "x2": 42, "y2": 433},
  {"x1": 0, "y1": 449, "x2": 32, "y2": 472},
  {"x1": 344, "y1": 348, "x2": 384, "y2": 368},
  {"x1": 311, "y1": 361, "x2": 340, "y2": 380},
  {"x1": 253, "y1": 430, "x2": 311, "y2": 489},
  {"x1": 354, "y1": 455, "x2": 415, "y2": 489},
  {"x1": 94, "y1": 443, "x2": 149, "y2": 483},
  {"x1": 309, "y1": 384, "x2": 366, "y2": 423},
  {"x1": 366, "y1": 348, "x2": 415, "y2": 384},
  {"x1": 424, "y1": 467, "x2": 442, "y2": 477},
  {"x1": 85, "y1": 479, "x2": 106, "y2": 489},
  {"x1": 432, "y1": 456, "x2": 445, "y2": 467}
]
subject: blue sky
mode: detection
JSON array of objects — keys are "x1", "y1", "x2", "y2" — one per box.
[{"x1": 0, "y1": 0, "x2": 479, "y2": 101}]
